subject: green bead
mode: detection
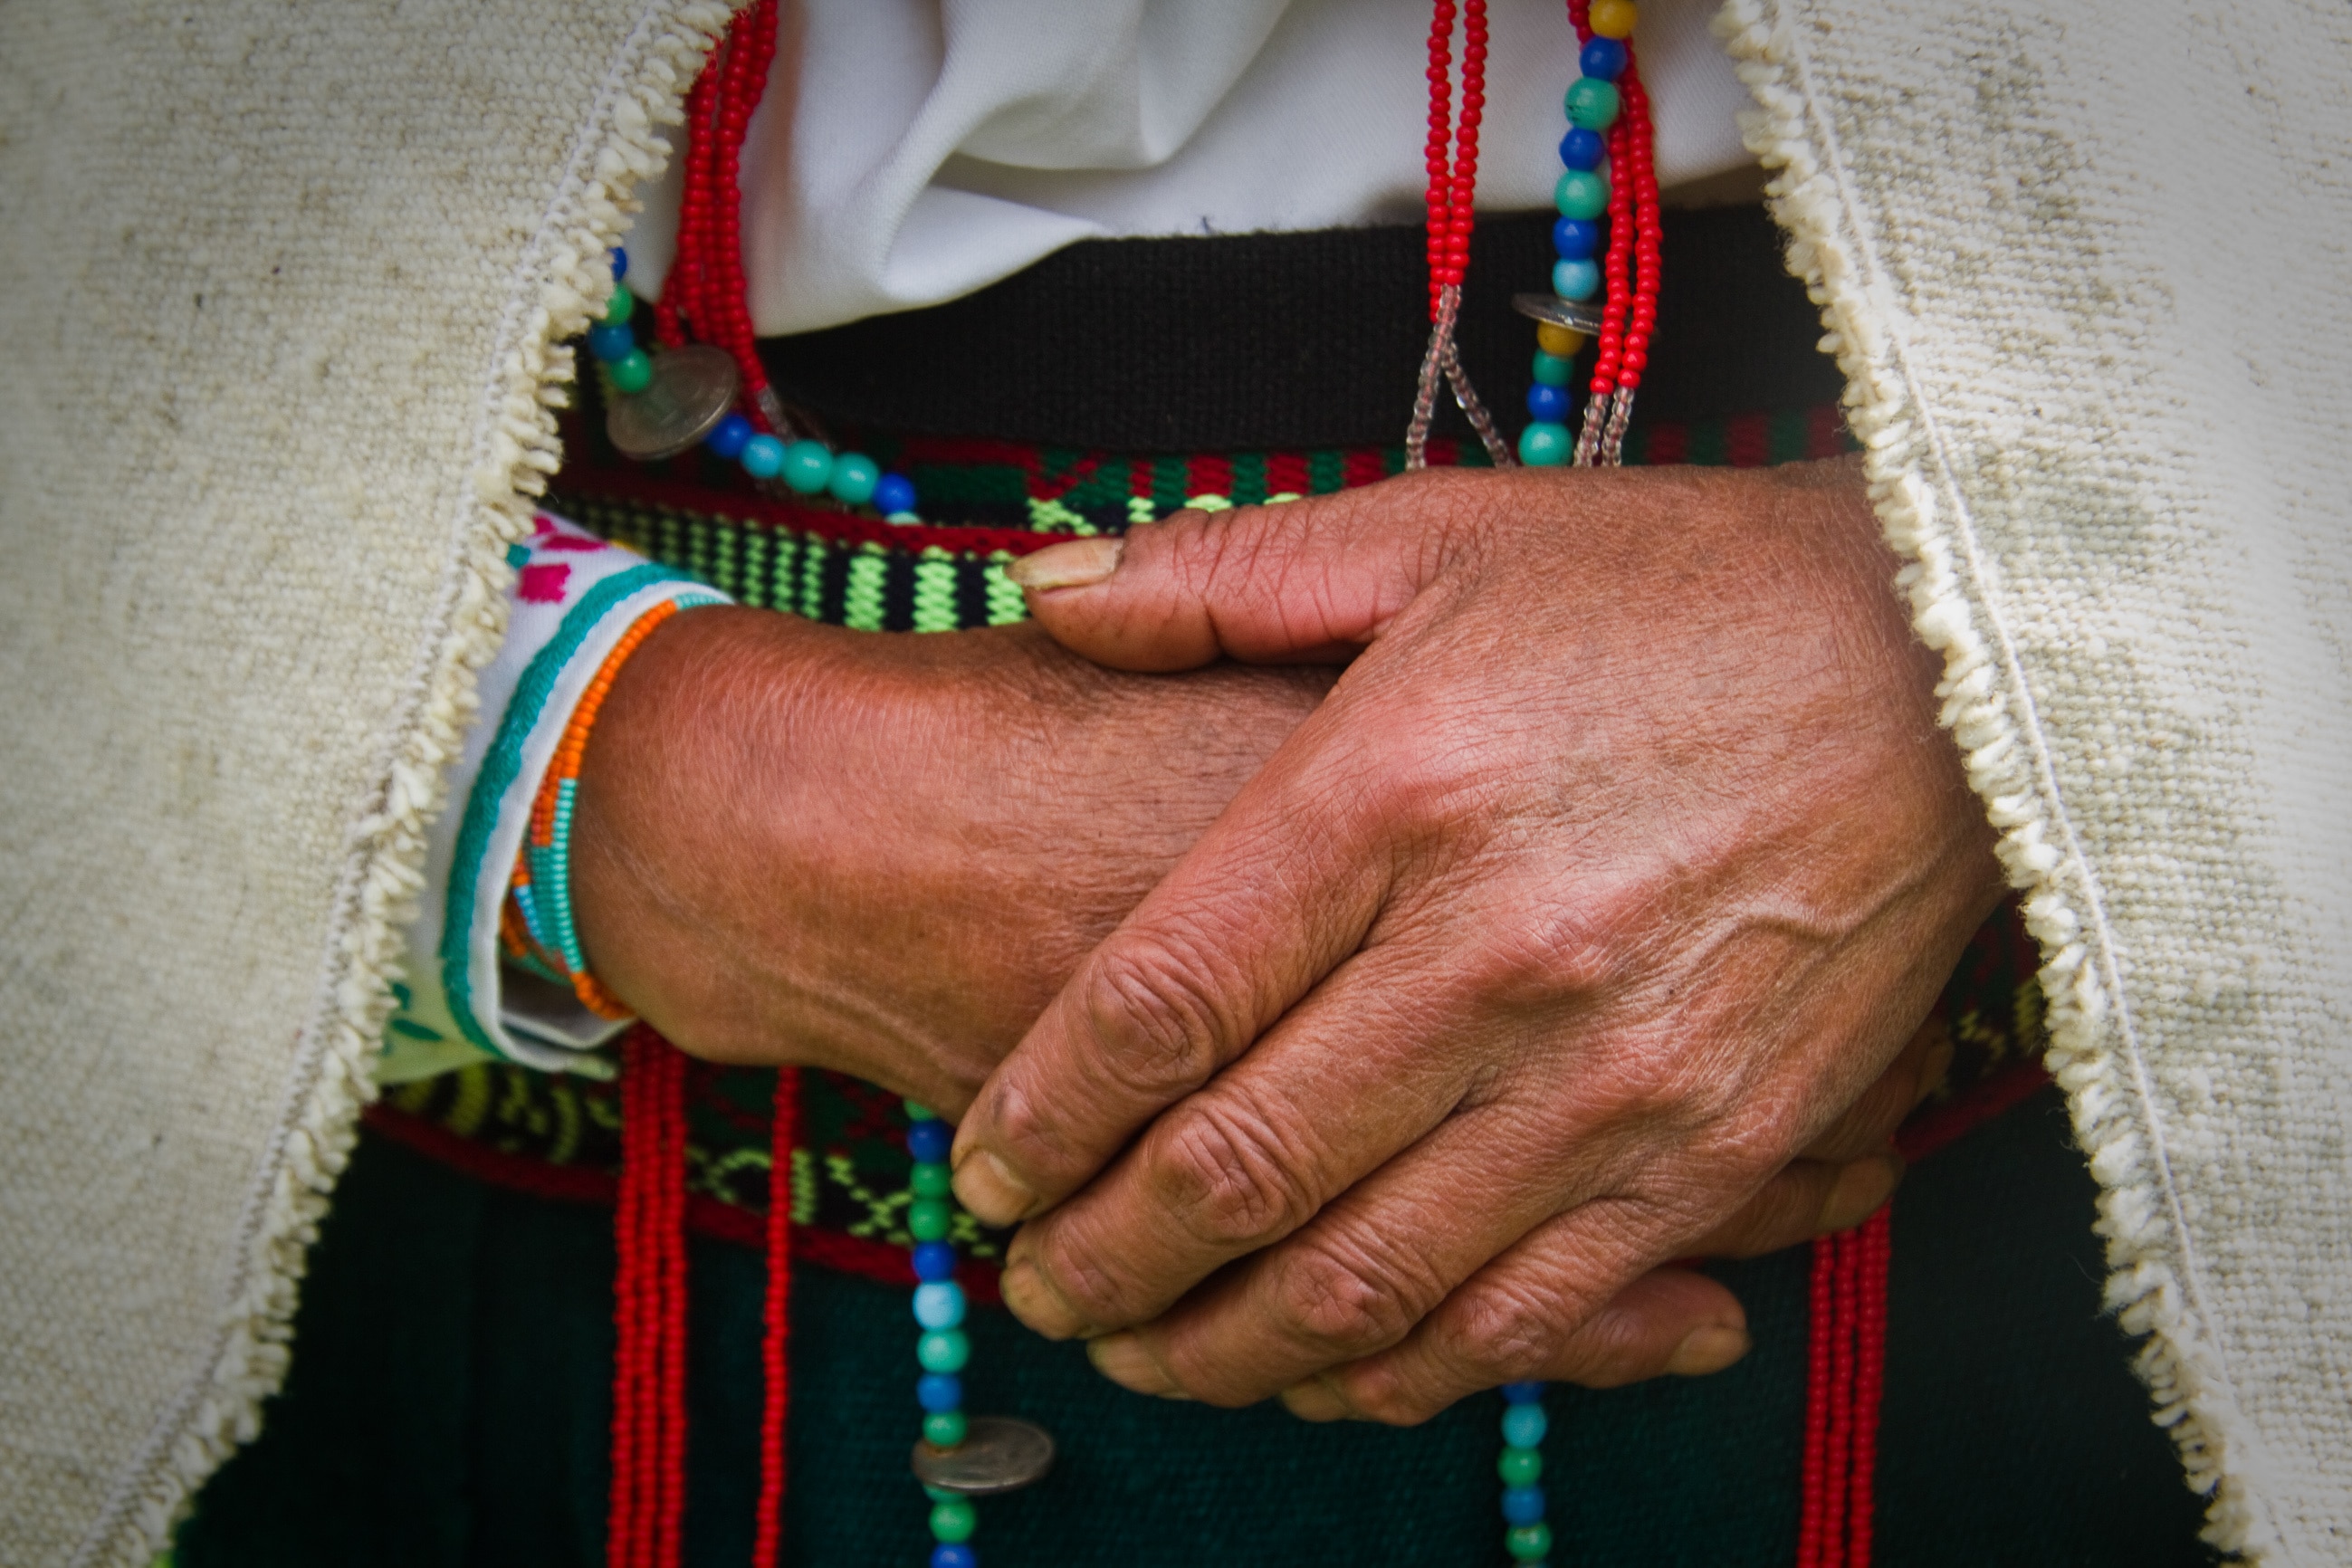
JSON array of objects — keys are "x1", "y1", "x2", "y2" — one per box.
[
  {"x1": 1498, "y1": 1444, "x2": 1544, "y2": 1487},
  {"x1": 929, "y1": 1496, "x2": 977, "y2": 1543},
  {"x1": 911, "y1": 1161, "x2": 952, "y2": 1199},
  {"x1": 601, "y1": 281, "x2": 636, "y2": 325},
  {"x1": 781, "y1": 439, "x2": 836, "y2": 495},
  {"x1": 1564, "y1": 76, "x2": 1621, "y2": 131},
  {"x1": 907, "y1": 1196, "x2": 952, "y2": 1241},
  {"x1": 904, "y1": 1101, "x2": 938, "y2": 1122},
  {"x1": 1531, "y1": 351, "x2": 1573, "y2": 387},
  {"x1": 1554, "y1": 167, "x2": 1609, "y2": 221},
  {"x1": 827, "y1": 451, "x2": 881, "y2": 506},
  {"x1": 607, "y1": 349, "x2": 654, "y2": 395},
  {"x1": 1506, "y1": 1522, "x2": 1554, "y2": 1562},
  {"x1": 1517, "y1": 421, "x2": 1571, "y2": 466},
  {"x1": 923, "y1": 1485, "x2": 961, "y2": 1502},
  {"x1": 917, "y1": 1328, "x2": 971, "y2": 1374},
  {"x1": 923, "y1": 1410, "x2": 969, "y2": 1448}
]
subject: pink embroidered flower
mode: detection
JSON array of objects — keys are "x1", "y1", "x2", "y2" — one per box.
[{"x1": 519, "y1": 563, "x2": 571, "y2": 604}]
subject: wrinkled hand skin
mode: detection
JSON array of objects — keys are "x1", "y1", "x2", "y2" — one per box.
[
  {"x1": 951, "y1": 456, "x2": 2006, "y2": 1423},
  {"x1": 569, "y1": 609, "x2": 1332, "y2": 1113}
]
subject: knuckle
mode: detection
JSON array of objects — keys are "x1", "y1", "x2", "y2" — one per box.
[
  {"x1": 1028, "y1": 1225, "x2": 1148, "y2": 1326},
  {"x1": 1266, "y1": 1237, "x2": 1425, "y2": 1360},
  {"x1": 1078, "y1": 932, "x2": 1239, "y2": 1102},
  {"x1": 1431, "y1": 1280, "x2": 1560, "y2": 1385},
  {"x1": 1147, "y1": 1099, "x2": 1318, "y2": 1251}
]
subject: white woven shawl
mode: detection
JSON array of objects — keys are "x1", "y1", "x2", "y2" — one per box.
[{"x1": 0, "y1": 1, "x2": 2344, "y2": 1562}]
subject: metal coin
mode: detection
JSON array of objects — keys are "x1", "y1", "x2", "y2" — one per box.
[
  {"x1": 1511, "y1": 292, "x2": 1605, "y2": 335},
  {"x1": 605, "y1": 343, "x2": 741, "y2": 462},
  {"x1": 909, "y1": 1416, "x2": 1056, "y2": 1496}
]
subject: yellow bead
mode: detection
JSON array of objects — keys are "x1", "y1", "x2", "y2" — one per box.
[
  {"x1": 1535, "y1": 322, "x2": 1588, "y2": 358},
  {"x1": 1589, "y1": 0, "x2": 1637, "y2": 39}
]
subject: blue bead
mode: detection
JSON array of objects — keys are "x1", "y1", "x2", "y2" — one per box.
[
  {"x1": 704, "y1": 413, "x2": 751, "y2": 461},
  {"x1": 1580, "y1": 36, "x2": 1627, "y2": 81},
  {"x1": 913, "y1": 1239, "x2": 957, "y2": 1282},
  {"x1": 914, "y1": 1281, "x2": 968, "y2": 1331},
  {"x1": 1501, "y1": 1380, "x2": 1546, "y2": 1404},
  {"x1": 587, "y1": 322, "x2": 636, "y2": 363},
  {"x1": 1558, "y1": 126, "x2": 1605, "y2": 171},
  {"x1": 1552, "y1": 259, "x2": 1601, "y2": 301},
  {"x1": 931, "y1": 1546, "x2": 978, "y2": 1568},
  {"x1": 874, "y1": 471, "x2": 918, "y2": 517},
  {"x1": 1502, "y1": 1484, "x2": 1548, "y2": 1525},
  {"x1": 1525, "y1": 383, "x2": 1569, "y2": 422},
  {"x1": 1502, "y1": 1402, "x2": 1549, "y2": 1448},
  {"x1": 1552, "y1": 217, "x2": 1600, "y2": 259},
  {"x1": 1517, "y1": 420, "x2": 1572, "y2": 467},
  {"x1": 611, "y1": 246, "x2": 629, "y2": 281},
  {"x1": 916, "y1": 1372, "x2": 963, "y2": 1412},
  {"x1": 908, "y1": 1119, "x2": 952, "y2": 1164}
]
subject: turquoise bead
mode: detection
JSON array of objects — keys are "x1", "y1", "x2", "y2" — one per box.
[
  {"x1": 910, "y1": 1161, "x2": 952, "y2": 1199},
  {"x1": 913, "y1": 1281, "x2": 967, "y2": 1331},
  {"x1": 1531, "y1": 351, "x2": 1572, "y2": 387},
  {"x1": 917, "y1": 1328, "x2": 971, "y2": 1374},
  {"x1": 828, "y1": 451, "x2": 880, "y2": 505},
  {"x1": 923, "y1": 1410, "x2": 969, "y2": 1448},
  {"x1": 1563, "y1": 77, "x2": 1621, "y2": 131},
  {"x1": 1498, "y1": 1444, "x2": 1544, "y2": 1487},
  {"x1": 1502, "y1": 1401, "x2": 1548, "y2": 1448},
  {"x1": 930, "y1": 1496, "x2": 977, "y2": 1544},
  {"x1": 740, "y1": 434, "x2": 785, "y2": 480},
  {"x1": 1551, "y1": 258, "x2": 1600, "y2": 301},
  {"x1": 602, "y1": 282, "x2": 635, "y2": 325},
  {"x1": 907, "y1": 1196, "x2": 952, "y2": 1241},
  {"x1": 1517, "y1": 421, "x2": 1571, "y2": 466},
  {"x1": 607, "y1": 349, "x2": 653, "y2": 396},
  {"x1": 1554, "y1": 168, "x2": 1608, "y2": 221},
  {"x1": 781, "y1": 440, "x2": 835, "y2": 495},
  {"x1": 1506, "y1": 1522, "x2": 1554, "y2": 1562}
]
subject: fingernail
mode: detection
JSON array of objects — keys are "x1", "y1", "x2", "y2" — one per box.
[
  {"x1": 999, "y1": 1259, "x2": 1090, "y2": 1340},
  {"x1": 1820, "y1": 1153, "x2": 1905, "y2": 1232},
  {"x1": 1666, "y1": 1324, "x2": 1753, "y2": 1378},
  {"x1": 951, "y1": 1149, "x2": 1037, "y2": 1227},
  {"x1": 1086, "y1": 1332, "x2": 1178, "y2": 1396},
  {"x1": 1280, "y1": 1377, "x2": 1355, "y2": 1422},
  {"x1": 1007, "y1": 537, "x2": 1123, "y2": 591}
]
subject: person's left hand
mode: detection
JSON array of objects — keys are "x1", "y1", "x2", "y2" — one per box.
[{"x1": 947, "y1": 457, "x2": 2005, "y2": 1422}]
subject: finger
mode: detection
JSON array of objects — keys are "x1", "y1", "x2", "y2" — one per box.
[
  {"x1": 1797, "y1": 1013, "x2": 1953, "y2": 1163},
  {"x1": 1301, "y1": 1196, "x2": 1715, "y2": 1426},
  {"x1": 949, "y1": 711, "x2": 1390, "y2": 1227},
  {"x1": 996, "y1": 947, "x2": 1475, "y2": 1340},
  {"x1": 1006, "y1": 475, "x2": 1477, "y2": 672},
  {"x1": 1681, "y1": 1153, "x2": 1904, "y2": 1260},
  {"x1": 1279, "y1": 1267, "x2": 1748, "y2": 1420},
  {"x1": 1077, "y1": 1089, "x2": 1648, "y2": 1407}
]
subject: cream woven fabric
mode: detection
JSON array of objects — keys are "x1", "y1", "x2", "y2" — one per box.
[
  {"x1": 0, "y1": 1, "x2": 2344, "y2": 1563},
  {"x1": 0, "y1": 3, "x2": 730, "y2": 1563}
]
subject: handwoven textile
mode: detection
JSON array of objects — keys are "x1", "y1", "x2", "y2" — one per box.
[
  {"x1": 0, "y1": 3, "x2": 731, "y2": 1563},
  {"x1": 1719, "y1": 2, "x2": 2352, "y2": 1557},
  {"x1": 1, "y1": 1, "x2": 2347, "y2": 1564}
]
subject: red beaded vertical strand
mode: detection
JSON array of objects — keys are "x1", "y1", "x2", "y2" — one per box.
[
  {"x1": 1798, "y1": 1231, "x2": 1835, "y2": 1568},
  {"x1": 1850, "y1": 1207, "x2": 1892, "y2": 1568},
  {"x1": 1796, "y1": 1208, "x2": 1893, "y2": 1568},
  {"x1": 1419, "y1": 0, "x2": 1487, "y2": 304},
  {"x1": 611, "y1": 1028, "x2": 691, "y2": 1568},
  {"x1": 751, "y1": 1066, "x2": 802, "y2": 1568}
]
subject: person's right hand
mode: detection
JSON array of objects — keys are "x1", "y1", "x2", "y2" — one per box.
[{"x1": 569, "y1": 605, "x2": 1333, "y2": 1114}]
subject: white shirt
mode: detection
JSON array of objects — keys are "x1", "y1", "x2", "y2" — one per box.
[{"x1": 624, "y1": 0, "x2": 1755, "y2": 335}]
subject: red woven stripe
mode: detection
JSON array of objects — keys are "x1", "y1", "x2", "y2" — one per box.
[
  {"x1": 1266, "y1": 450, "x2": 1310, "y2": 495},
  {"x1": 1896, "y1": 1060, "x2": 2052, "y2": 1162},
  {"x1": 1186, "y1": 451, "x2": 1234, "y2": 502},
  {"x1": 1806, "y1": 402, "x2": 1848, "y2": 460},
  {"x1": 752, "y1": 1067, "x2": 799, "y2": 1567},
  {"x1": 1725, "y1": 412, "x2": 1770, "y2": 467},
  {"x1": 1642, "y1": 420, "x2": 1689, "y2": 466}
]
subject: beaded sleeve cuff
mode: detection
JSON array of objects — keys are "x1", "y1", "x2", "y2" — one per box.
[{"x1": 384, "y1": 512, "x2": 726, "y2": 1084}]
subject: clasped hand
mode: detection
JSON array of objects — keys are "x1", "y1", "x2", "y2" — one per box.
[
  {"x1": 947, "y1": 458, "x2": 2002, "y2": 1422},
  {"x1": 572, "y1": 457, "x2": 2001, "y2": 1424}
]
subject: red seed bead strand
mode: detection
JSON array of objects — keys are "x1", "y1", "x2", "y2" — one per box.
[
  {"x1": 1797, "y1": 1233, "x2": 1834, "y2": 1568},
  {"x1": 1592, "y1": 116, "x2": 1633, "y2": 401},
  {"x1": 1616, "y1": 56, "x2": 1661, "y2": 392},
  {"x1": 1446, "y1": 0, "x2": 1488, "y2": 294},
  {"x1": 751, "y1": 1066, "x2": 802, "y2": 1568},
  {"x1": 709, "y1": 0, "x2": 779, "y2": 427},
  {"x1": 1421, "y1": 0, "x2": 1491, "y2": 317},
  {"x1": 1422, "y1": 0, "x2": 1458, "y2": 317},
  {"x1": 655, "y1": 1041, "x2": 690, "y2": 1568},
  {"x1": 1849, "y1": 1207, "x2": 1893, "y2": 1568}
]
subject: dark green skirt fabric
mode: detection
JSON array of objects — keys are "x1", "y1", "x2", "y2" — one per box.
[{"x1": 177, "y1": 1086, "x2": 2210, "y2": 1567}]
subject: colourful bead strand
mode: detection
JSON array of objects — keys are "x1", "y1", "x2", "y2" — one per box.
[
  {"x1": 589, "y1": 247, "x2": 921, "y2": 518},
  {"x1": 1499, "y1": 1382, "x2": 1554, "y2": 1564},
  {"x1": 906, "y1": 1103, "x2": 980, "y2": 1568}
]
